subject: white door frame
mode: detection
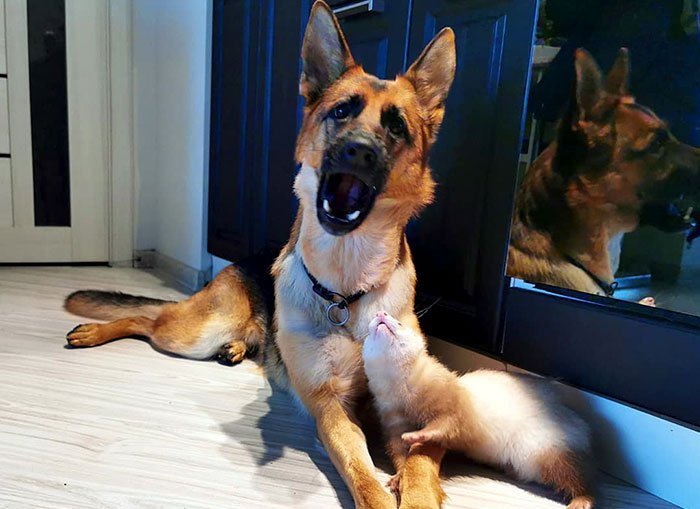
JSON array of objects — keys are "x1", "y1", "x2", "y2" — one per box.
[
  {"x1": 65, "y1": 0, "x2": 110, "y2": 261},
  {"x1": 107, "y1": 0, "x2": 135, "y2": 266}
]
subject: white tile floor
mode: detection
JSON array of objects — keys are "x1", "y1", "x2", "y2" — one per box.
[{"x1": 0, "y1": 266, "x2": 679, "y2": 508}]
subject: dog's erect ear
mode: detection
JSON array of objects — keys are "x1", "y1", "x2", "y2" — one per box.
[
  {"x1": 404, "y1": 28, "x2": 456, "y2": 133},
  {"x1": 300, "y1": 1, "x2": 355, "y2": 104},
  {"x1": 605, "y1": 48, "x2": 629, "y2": 96},
  {"x1": 574, "y1": 48, "x2": 604, "y2": 118}
]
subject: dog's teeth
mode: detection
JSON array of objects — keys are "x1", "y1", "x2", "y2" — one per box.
[
  {"x1": 346, "y1": 210, "x2": 360, "y2": 221},
  {"x1": 323, "y1": 200, "x2": 331, "y2": 213}
]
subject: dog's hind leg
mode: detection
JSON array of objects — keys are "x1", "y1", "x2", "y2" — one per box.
[
  {"x1": 66, "y1": 313, "x2": 242, "y2": 362},
  {"x1": 66, "y1": 316, "x2": 155, "y2": 348}
]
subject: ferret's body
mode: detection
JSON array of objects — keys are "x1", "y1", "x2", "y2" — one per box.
[
  {"x1": 362, "y1": 312, "x2": 594, "y2": 509},
  {"x1": 456, "y1": 370, "x2": 590, "y2": 482}
]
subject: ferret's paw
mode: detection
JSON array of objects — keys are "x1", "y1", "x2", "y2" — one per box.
[
  {"x1": 401, "y1": 430, "x2": 435, "y2": 445},
  {"x1": 386, "y1": 473, "x2": 401, "y2": 495},
  {"x1": 567, "y1": 495, "x2": 594, "y2": 509}
]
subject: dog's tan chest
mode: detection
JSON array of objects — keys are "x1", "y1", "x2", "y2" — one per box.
[{"x1": 273, "y1": 248, "x2": 418, "y2": 397}]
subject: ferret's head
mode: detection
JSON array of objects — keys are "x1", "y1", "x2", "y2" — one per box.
[{"x1": 362, "y1": 311, "x2": 425, "y2": 365}]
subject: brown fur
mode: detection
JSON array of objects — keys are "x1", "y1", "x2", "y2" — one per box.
[
  {"x1": 64, "y1": 3, "x2": 456, "y2": 506},
  {"x1": 508, "y1": 48, "x2": 700, "y2": 294},
  {"x1": 539, "y1": 450, "x2": 595, "y2": 509}
]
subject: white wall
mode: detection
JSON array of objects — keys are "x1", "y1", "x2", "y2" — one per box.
[{"x1": 132, "y1": 0, "x2": 212, "y2": 273}]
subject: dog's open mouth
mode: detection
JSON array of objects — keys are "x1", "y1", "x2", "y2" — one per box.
[{"x1": 316, "y1": 173, "x2": 376, "y2": 235}]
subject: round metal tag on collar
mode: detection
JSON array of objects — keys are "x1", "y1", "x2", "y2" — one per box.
[
  {"x1": 302, "y1": 261, "x2": 363, "y2": 327},
  {"x1": 326, "y1": 299, "x2": 350, "y2": 326}
]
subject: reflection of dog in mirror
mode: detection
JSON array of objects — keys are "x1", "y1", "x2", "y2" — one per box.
[
  {"x1": 508, "y1": 48, "x2": 700, "y2": 297},
  {"x1": 362, "y1": 311, "x2": 595, "y2": 509}
]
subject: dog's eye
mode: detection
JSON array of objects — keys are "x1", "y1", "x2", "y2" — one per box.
[
  {"x1": 631, "y1": 130, "x2": 670, "y2": 158},
  {"x1": 331, "y1": 102, "x2": 353, "y2": 120},
  {"x1": 643, "y1": 130, "x2": 669, "y2": 154},
  {"x1": 388, "y1": 117, "x2": 406, "y2": 136},
  {"x1": 381, "y1": 105, "x2": 410, "y2": 142},
  {"x1": 649, "y1": 130, "x2": 669, "y2": 152}
]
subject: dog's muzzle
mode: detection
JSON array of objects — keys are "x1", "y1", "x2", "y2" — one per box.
[
  {"x1": 640, "y1": 142, "x2": 700, "y2": 234},
  {"x1": 316, "y1": 136, "x2": 388, "y2": 236}
]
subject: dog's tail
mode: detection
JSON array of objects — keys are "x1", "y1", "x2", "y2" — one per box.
[{"x1": 64, "y1": 290, "x2": 175, "y2": 321}]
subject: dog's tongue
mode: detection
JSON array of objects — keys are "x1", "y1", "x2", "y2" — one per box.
[{"x1": 323, "y1": 173, "x2": 369, "y2": 215}]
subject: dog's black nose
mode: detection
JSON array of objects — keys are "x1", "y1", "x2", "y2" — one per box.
[{"x1": 341, "y1": 142, "x2": 378, "y2": 169}]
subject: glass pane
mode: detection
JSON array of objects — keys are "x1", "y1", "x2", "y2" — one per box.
[
  {"x1": 506, "y1": 0, "x2": 700, "y2": 318},
  {"x1": 28, "y1": 0, "x2": 70, "y2": 227}
]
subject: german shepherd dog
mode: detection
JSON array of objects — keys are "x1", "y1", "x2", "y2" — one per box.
[
  {"x1": 65, "y1": 3, "x2": 455, "y2": 507},
  {"x1": 508, "y1": 49, "x2": 700, "y2": 296}
]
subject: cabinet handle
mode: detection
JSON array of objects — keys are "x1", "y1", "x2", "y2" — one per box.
[{"x1": 332, "y1": 0, "x2": 384, "y2": 18}]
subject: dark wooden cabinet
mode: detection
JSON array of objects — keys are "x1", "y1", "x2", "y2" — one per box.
[
  {"x1": 256, "y1": 0, "x2": 307, "y2": 254},
  {"x1": 209, "y1": 0, "x2": 261, "y2": 260},
  {"x1": 208, "y1": 0, "x2": 538, "y2": 350},
  {"x1": 331, "y1": 0, "x2": 411, "y2": 78}
]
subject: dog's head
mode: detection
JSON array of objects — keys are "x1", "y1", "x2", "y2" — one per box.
[
  {"x1": 556, "y1": 48, "x2": 700, "y2": 233},
  {"x1": 294, "y1": 1, "x2": 456, "y2": 236}
]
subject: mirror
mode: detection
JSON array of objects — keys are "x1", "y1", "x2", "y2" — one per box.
[{"x1": 507, "y1": 0, "x2": 700, "y2": 316}]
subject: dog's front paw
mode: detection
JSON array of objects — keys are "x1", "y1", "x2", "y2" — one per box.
[
  {"x1": 217, "y1": 340, "x2": 247, "y2": 365},
  {"x1": 66, "y1": 324, "x2": 104, "y2": 347},
  {"x1": 357, "y1": 488, "x2": 397, "y2": 509}
]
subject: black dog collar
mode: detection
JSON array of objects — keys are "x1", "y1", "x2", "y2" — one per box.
[
  {"x1": 302, "y1": 261, "x2": 365, "y2": 326},
  {"x1": 564, "y1": 255, "x2": 618, "y2": 297}
]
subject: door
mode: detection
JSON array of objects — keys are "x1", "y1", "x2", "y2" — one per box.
[
  {"x1": 0, "y1": 0, "x2": 109, "y2": 263},
  {"x1": 406, "y1": 0, "x2": 538, "y2": 349},
  {"x1": 332, "y1": 0, "x2": 410, "y2": 79}
]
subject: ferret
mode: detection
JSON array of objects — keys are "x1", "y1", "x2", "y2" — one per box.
[{"x1": 362, "y1": 311, "x2": 595, "y2": 509}]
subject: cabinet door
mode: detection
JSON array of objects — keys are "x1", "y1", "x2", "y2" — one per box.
[
  {"x1": 209, "y1": 0, "x2": 266, "y2": 260},
  {"x1": 258, "y1": 0, "x2": 307, "y2": 255},
  {"x1": 407, "y1": 0, "x2": 538, "y2": 349},
  {"x1": 332, "y1": 1, "x2": 410, "y2": 79}
]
